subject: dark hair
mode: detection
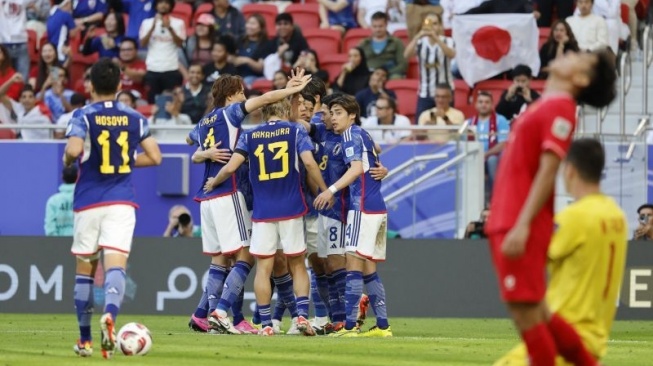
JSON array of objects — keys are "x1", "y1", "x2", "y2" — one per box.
[
  {"x1": 565, "y1": 138, "x2": 604, "y2": 183},
  {"x1": 244, "y1": 14, "x2": 268, "y2": 42},
  {"x1": 511, "y1": 64, "x2": 532, "y2": 79},
  {"x1": 301, "y1": 78, "x2": 327, "y2": 102},
  {"x1": 155, "y1": 0, "x2": 175, "y2": 12},
  {"x1": 305, "y1": 49, "x2": 321, "y2": 69},
  {"x1": 117, "y1": 90, "x2": 137, "y2": 105},
  {"x1": 210, "y1": 74, "x2": 243, "y2": 108},
  {"x1": 121, "y1": 37, "x2": 138, "y2": 49},
  {"x1": 373, "y1": 66, "x2": 389, "y2": 77},
  {"x1": 20, "y1": 85, "x2": 35, "y2": 96},
  {"x1": 376, "y1": 94, "x2": 396, "y2": 111},
  {"x1": 275, "y1": 13, "x2": 293, "y2": 24},
  {"x1": 328, "y1": 94, "x2": 361, "y2": 126},
  {"x1": 544, "y1": 20, "x2": 579, "y2": 57},
  {"x1": 70, "y1": 92, "x2": 86, "y2": 106},
  {"x1": 90, "y1": 58, "x2": 122, "y2": 95},
  {"x1": 637, "y1": 204, "x2": 653, "y2": 214},
  {"x1": 371, "y1": 11, "x2": 388, "y2": 22},
  {"x1": 36, "y1": 43, "x2": 63, "y2": 92},
  {"x1": 576, "y1": 49, "x2": 617, "y2": 108},
  {"x1": 0, "y1": 45, "x2": 11, "y2": 74},
  {"x1": 63, "y1": 165, "x2": 78, "y2": 184},
  {"x1": 188, "y1": 63, "x2": 204, "y2": 73},
  {"x1": 105, "y1": 12, "x2": 126, "y2": 36},
  {"x1": 322, "y1": 92, "x2": 343, "y2": 106},
  {"x1": 348, "y1": 47, "x2": 369, "y2": 77},
  {"x1": 435, "y1": 83, "x2": 452, "y2": 94},
  {"x1": 476, "y1": 90, "x2": 493, "y2": 101}
]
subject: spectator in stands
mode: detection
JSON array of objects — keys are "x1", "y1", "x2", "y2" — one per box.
[
  {"x1": 163, "y1": 205, "x2": 201, "y2": 237},
  {"x1": 355, "y1": 67, "x2": 396, "y2": 118},
  {"x1": 29, "y1": 43, "x2": 67, "y2": 95},
  {"x1": 292, "y1": 49, "x2": 329, "y2": 84},
  {"x1": 1, "y1": 84, "x2": 53, "y2": 140},
  {"x1": 0, "y1": 0, "x2": 33, "y2": 80},
  {"x1": 359, "y1": 12, "x2": 407, "y2": 79},
  {"x1": 634, "y1": 204, "x2": 653, "y2": 240},
  {"x1": 54, "y1": 92, "x2": 85, "y2": 139},
  {"x1": 362, "y1": 94, "x2": 411, "y2": 144},
  {"x1": 44, "y1": 165, "x2": 77, "y2": 236},
  {"x1": 26, "y1": 0, "x2": 51, "y2": 40},
  {"x1": 405, "y1": 0, "x2": 443, "y2": 40},
  {"x1": 273, "y1": 13, "x2": 309, "y2": 66},
  {"x1": 538, "y1": 20, "x2": 579, "y2": 79},
  {"x1": 117, "y1": 38, "x2": 147, "y2": 98},
  {"x1": 122, "y1": 0, "x2": 155, "y2": 44},
  {"x1": 117, "y1": 89, "x2": 138, "y2": 108},
  {"x1": 151, "y1": 86, "x2": 192, "y2": 140},
  {"x1": 332, "y1": 47, "x2": 371, "y2": 96},
  {"x1": 318, "y1": 0, "x2": 357, "y2": 33},
  {"x1": 622, "y1": 0, "x2": 640, "y2": 53},
  {"x1": 464, "y1": 0, "x2": 534, "y2": 14},
  {"x1": 47, "y1": 0, "x2": 78, "y2": 63},
  {"x1": 82, "y1": 12, "x2": 126, "y2": 59},
  {"x1": 140, "y1": 0, "x2": 186, "y2": 103},
  {"x1": 417, "y1": 83, "x2": 464, "y2": 143},
  {"x1": 441, "y1": 0, "x2": 486, "y2": 30},
  {"x1": 464, "y1": 207, "x2": 489, "y2": 239},
  {"x1": 405, "y1": 12, "x2": 455, "y2": 123},
  {"x1": 211, "y1": 0, "x2": 246, "y2": 41},
  {"x1": 535, "y1": 0, "x2": 574, "y2": 27},
  {"x1": 467, "y1": 91, "x2": 510, "y2": 193},
  {"x1": 573, "y1": 0, "x2": 623, "y2": 54},
  {"x1": 272, "y1": 70, "x2": 288, "y2": 90},
  {"x1": 183, "y1": 14, "x2": 216, "y2": 67},
  {"x1": 357, "y1": 0, "x2": 407, "y2": 34},
  {"x1": 73, "y1": 0, "x2": 108, "y2": 27},
  {"x1": 0, "y1": 72, "x2": 24, "y2": 125},
  {"x1": 566, "y1": 0, "x2": 610, "y2": 52},
  {"x1": 43, "y1": 68, "x2": 74, "y2": 121},
  {"x1": 233, "y1": 14, "x2": 275, "y2": 87},
  {"x1": 180, "y1": 64, "x2": 209, "y2": 124},
  {"x1": 203, "y1": 40, "x2": 238, "y2": 87},
  {"x1": 496, "y1": 65, "x2": 540, "y2": 121},
  {"x1": 0, "y1": 45, "x2": 24, "y2": 101}
]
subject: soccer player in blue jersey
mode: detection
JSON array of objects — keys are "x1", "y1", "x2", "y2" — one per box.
[
  {"x1": 204, "y1": 92, "x2": 334, "y2": 336},
  {"x1": 315, "y1": 94, "x2": 392, "y2": 337},
  {"x1": 63, "y1": 58, "x2": 162, "y2": 358},
  {"x1": 190, "y1": 72, "x2": 314, "y2": 335}
]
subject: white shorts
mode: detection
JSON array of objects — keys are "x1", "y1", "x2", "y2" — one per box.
[
  {"x1": 251, "y1": 217, "x2": 306, "y2": 258},
  {"x1": 200, "y1": 192, "x2": 252, "y2": 256},
  {"x1": 345, "y1": 210, "x2": 387, "y2": 262},
  {"x1": 317, "y1": 214, "x2": 346, "y2": 258},
  {"x1": 71, "y1": 204, "x2": 136, "y2": 256},
  {"x1": 305, "y1": 215, "x2": 318, "y2": 255}
]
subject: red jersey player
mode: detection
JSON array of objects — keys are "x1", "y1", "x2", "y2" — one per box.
[{"x1": 486, "y1": 49, "x2": 616, "y2": 366}]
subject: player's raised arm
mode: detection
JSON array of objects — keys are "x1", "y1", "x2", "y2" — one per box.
[{"x1": 244, "y1": 69, "x2": 312, "y2": 114}]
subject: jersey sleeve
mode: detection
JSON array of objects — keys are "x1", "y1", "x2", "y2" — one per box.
[
  {"x1": 225, "y1": 102, "x2": 248, "y2": 128},
  {"x1": 65, "y1": 109, "x2": 88, "y2": 139},
  {"x1": 138, "y1": 115, "x2": 151, "y2": 142},
  {"x1": 234, "y1": 132, "x2": 249, "y2": 156},
  {"x1": 343, "y1": 127, "x2": 363, "y2": 165},
  {"x1": 296, "y1": 126, "x2": 314, "y2": 154},
  {"x1": 188, "y1": 124, "x2": 200, "y2": 146},
  {"x1": 541, "y1": 101, "x2": 576, "y2": 159},
  {"x1": 310, "y1": 122, "x2": 327, "y2": 143},
  {"x1": 549, "y1": 209, "x2": 585, "y2": 261}
]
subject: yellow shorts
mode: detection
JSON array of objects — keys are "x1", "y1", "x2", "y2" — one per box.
[{"x1": 493, "y1": 343, "x2": 573, "y2": 366}]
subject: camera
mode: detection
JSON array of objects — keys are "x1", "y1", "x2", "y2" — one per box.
[
  {"x1": 515, "y1": 86, "x2": 523, "y2": 94},
  {"x1": 466, "y1": 221, "x2": 487, "y2": 239},
  {"x1": 177, "y1": 213, "x2": 191, "y2": 227}
]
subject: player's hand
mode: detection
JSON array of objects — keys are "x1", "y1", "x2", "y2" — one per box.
[
  {"x1": 501, "y1": 224, "x2": 529, "y2": 258},
  {"x1": 203, "y1": 177, "x2": 217, "y2": 193},
  {"x1": 286, "y1": 67, "x2": 306, "y2": 89},
  {"x1": 206, "y1": 141, "x2": 231, "y2": 163},
  {"x1": 369, "y1": 161, "x2": 388, "y2": 181},
  {"x1": 522, "y1": 87, "x2": 532, "y2": 102},
  {"x1": 287, "y1": 74, "x2": 312, "y2": 93},
  {"x1": 506, "y1": 84, "x2": 518, "y2": 99},
  {"x1": 314, "y1": 190, "x2": 335, "y2": 210}
]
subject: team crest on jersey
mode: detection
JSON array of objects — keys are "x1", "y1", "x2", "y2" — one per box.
[
  {"x1": 333, "y1": 143, "x2": 342, "y2": 156},
  {"x1": 104, "y1": 101, "x2": 113, "y2": 108},
  {"x1": 345, "y1": 147, "x2": 354, "y2": 157},
  {"x1": 551, "y1": 117, "x2": 572, "y2": 140}
]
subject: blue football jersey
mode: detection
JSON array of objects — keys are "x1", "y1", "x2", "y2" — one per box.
[
  {"x1": 191, "y1": 102, "x2": 247, "y2": 201},
  {"x1": 65, "y1": 101, "x2": 150, "y2": 211},
  {"x1": 342, "y1": 125, "x2": 386, "y2": 213},
  {"x1": 310, "y1": 122, "x2": 349, "y2": 222},
  {"x1": 235, "y1": 121, "x2": 314, "y2": 221},
  {"x1": 236, "y1": 164, "x2": 253, "y2": 211}
]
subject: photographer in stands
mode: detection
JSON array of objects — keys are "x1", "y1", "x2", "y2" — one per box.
[
  {"x1": 496, "y1": 65, "x2": 540, "y2": 121},
  {"x1": 163, "y1": 205, "x2": 200, "y2": 237},
  {"x1": 633, "y1": 204, "x2": 653, "y2": 240},
  {"x1": 464, "y1": 208, "x2": 489, "y2": 239}
]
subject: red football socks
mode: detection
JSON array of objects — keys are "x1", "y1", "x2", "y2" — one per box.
[
  {"x1": 522, "y1": 323, "x2": 557, "y2": 366},
  {"x1": 548, "y1": 313, "x2": 598, "y2": 366}
]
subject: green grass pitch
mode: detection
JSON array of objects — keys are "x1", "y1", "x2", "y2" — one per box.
[{"x1": 0, "y1": 315, "x2": 651, "y2": 365}]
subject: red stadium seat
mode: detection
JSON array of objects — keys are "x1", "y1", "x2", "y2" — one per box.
[
  {"x1": 304, "y1": 28, "x2": 341, "y2": 55},
  {"x1": 343, "y1": 28, "x2": 371, "y2": 51},
  {"x1": 473, "y1": 80, "x2": 511, "y2": 106},
  {"x1": 0, "y1": 129, "x2": 16, "y2": 139},
  {"x1": 320, "y1": 53, "x2": 348, "y2": 83},
  {"x1": 636, "y1": 0, "x2": 649, "y2": 20},
  {"x1": 137, "y1": 104, "x2": 154, "y2": 118},
  {"x1": 171, "y1": 2, "x2": 193, "y2": 28},
  {"x1": 27, "y1": 29, "x2": 39, "y2": 66},
  {"x1": 458, "y1": 104, "x2": 477, "y2": 119},
  {"x1": 621, "y1": 3, "x2": 630, "y2": 24},
  {"x1": 286, "y1": 3, "x2": 320, "y2": 31},
  {"x1": 392, "y1": 29, "x2": 409, "y2": 47},
  {"x1": 529, "y1": 79, "x2": 546, "y2": 95},
  {"x1": 242, "y1": 4, "x2": 278, "y2": 37},
  {"x1": 406, "y1": 57, "x2": 419, "y2": 79},
  {"x1": 250, "y1": 79, "x2": 273, "y2": 93},
  {"x1": 538, "y1": 27, "x2": 550, "y2": 49},
  {"x1": 454, "y1": 80, "x2": 472, "y2": 108},
  {"x1": 386, "y1": 79, "x2": 419, "y2": 122}
]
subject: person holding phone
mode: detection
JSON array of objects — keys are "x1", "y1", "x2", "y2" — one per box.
[
  {"x1": 496, "y1": 64, "x2": 541, "y2": 121},
  {"x1": 633, "y1": 204, "x2": 653, "y2": 240}
]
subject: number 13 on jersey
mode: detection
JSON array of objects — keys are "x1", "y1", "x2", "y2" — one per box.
[{"x1": 254, "y1": 141, "x2": 289, "y2": 181}]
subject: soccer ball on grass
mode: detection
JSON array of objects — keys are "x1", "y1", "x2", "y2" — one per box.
[{"x1": 117, "y1": 322, "x2": 152, "y2": 356}]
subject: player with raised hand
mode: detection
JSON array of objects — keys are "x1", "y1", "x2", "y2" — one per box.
[
  {"x1": 485, "y1": 50, "x2": 617, "y2": 366},
  {"x1": 495, "y1": 139, "x2": 628, "y2": 365},
  {"x1": 63, "y1": 58, "x2": 162, "y2": 358},
  {"x1": 314, "y1": 95, "x2": 392, "y2": 338}
]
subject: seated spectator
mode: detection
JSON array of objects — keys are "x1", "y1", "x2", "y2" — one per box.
[
  {"x1": 535, "y1": 0, "x2": 574, "y2": 27},
  {"x1": 272, "y1": 70, "x2": 288, "y2": 90},
  {"x1": 44, "y1": 68, "x2": 74, "y2": 121},
  {"x1": 464, "y1": 0, "x2": 534, "y2": 14},
  {"x1": 272, "y1": 13, "x2": 309, "y2": 67},
  {"x1": 117, "y1": 89, "x2": 138, "y2": 108},
  {"x1": 355, "y1": 67, "x2": 396, "y2": 118},
  {"x1": 566, "y1": 0, "x2": 609, "y2": 52},
  {"x1": 358, "y1": 12, "x2": 407, "y2": 79},
  {"x1": 203, "y1": 40, "x2": 238, "y2": 87},
  {"x1": 54, "y1": 92, "x2": 85, "y2": 138},
  {"x1": 496, "y1": 65, "x2": 541, "y2": 121},
  {"x1": 573, "y1": 0, "x2": 622, "y2": 54},
  {"x1": 44, "y1": 165, "x2": 77, "y2": 236},
  {"x1": 29, "y1": 43, "x2": 67, "y2": 94},
  {"x1": 210, "y1": 0, "x2": 246, "y2": 41},
  {"x1": 26, "y1": 0, "x2": 52, "y2": 40},
  {"x1": 82, "y1": 12, "x2": 126, "y2": 59},
  {"x1": 46, "y1": 0, "x2": 78, "y2": 63},
  {"x1": 441, "y1": 0, "x2": 486, "y2": 30},
  {"x1": 417, "y1": 83, "x2": 464, "y2": 143},
  {"x1": 358, "y1": 0, "x2": 407, "y2": 34},
  {"x1": 139, "y1": 0, "x2": 186, "y2": 103},
  {"x1": 467, "y1": 91, "x2": 510, "y2": 194},
  {"x1": 150, "y1": 87, "x2": 192, "y2": 140},
  {"x1": 183, "y1": 14, "x2": 216, "y2": 67},
  {"x1": 0, "y1": 45, "x2": 24, "y2": 101},
  {"x1": 116, "y1": 38, "x2": 147, "y2": 98},
  {"x1": 318, "y1": 0, "x2": 357, "y2": 33},
  {"x1": 634, "y1": 204, "x2": 653, "y2": 240},
  {"x1": 464, "y1": 208, "x2": 489, "y2": 239},
  {"x1": 72, "y1": 0, "x2": 108, "y2": 28},
  {"x1": 362, "y1": 94, "x2": 411, "y2": 144},
  {"x1": 163, "y1": 205, "x2": 200, "y2": 237},
  {"x1": 233, "y1": 14, "x2": 275, "y2": 87},
  {"x1": 332, "y1": 47, "x2": 371, "y2": 96},
  {"x1": 538, "y1": 20, "x2": 580, "y2": 79},
  {"x1": 404, "y1": 12, "x2": 455, "y2": 122},
  {"x1": 181, "y1": 64, "x2": 209, "y2": 124},
  {"x1": 1, "y1": 85, "x2": 53, "y2": 140},
  {"x1": 292, "y1": 49, "x2": 329, "y2": 84},
  {"x1": 122, "y1": 0, "x2": 155, "y2": 42}
]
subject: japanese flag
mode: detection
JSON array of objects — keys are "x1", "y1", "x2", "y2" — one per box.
[{"x1": 452, "y1": 14, "x2": 540, "y2": 86}]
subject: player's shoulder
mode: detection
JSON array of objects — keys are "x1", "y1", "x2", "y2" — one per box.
[{"x1": 343, "y1": 124, "x2": 361, "y2": 141}]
